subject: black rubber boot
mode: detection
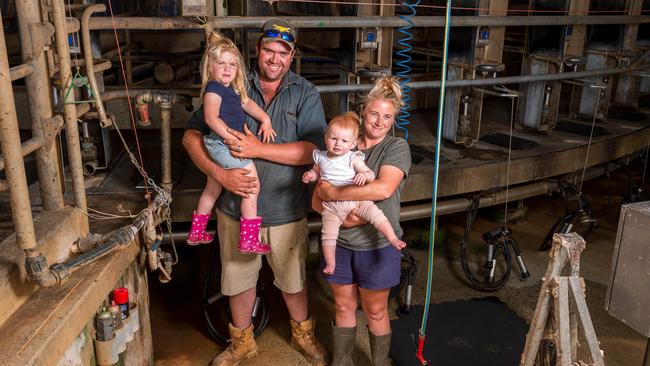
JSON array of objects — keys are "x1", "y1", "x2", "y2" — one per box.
[
  {"x1": 331, "y1": 322, "x2": 356, "y2": 366},
  {"x1": 369, "y1": 330, "x2": 391, "y2": 366}
]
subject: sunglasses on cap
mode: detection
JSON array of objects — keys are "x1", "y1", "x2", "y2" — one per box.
[{"x1": 262, "y1": 29, "x2": 295, "y2": 43}]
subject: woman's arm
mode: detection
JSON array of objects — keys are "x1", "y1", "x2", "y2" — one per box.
[
  {"x1": 312, "y1": 181, "x2": 369, "y2": 229},
  {"x1": 318, "y1": 164, "x2": 405, "y2": 202},
  {"x1": 204, "y1": 93, "x2": 234, "y2": 140}
]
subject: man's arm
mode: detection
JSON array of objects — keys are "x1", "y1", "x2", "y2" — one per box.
[
  {"x1": 224, "y1": 125, "x2": 318, "y2": 166},
  {"x1": 182, "y1": 129, "x2": 258, "y2": 197}
]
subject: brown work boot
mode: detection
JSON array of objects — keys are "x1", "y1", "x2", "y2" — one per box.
[
  {"x1": 211, "y1": 323, "x2": 258, "y2": 366},
  {"x1": 290, "y1": 316, "x2": 329, "y2": 366}
]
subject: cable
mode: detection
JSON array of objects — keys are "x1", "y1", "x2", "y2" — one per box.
[
  {"x1": 394, "y1": 0, "x2": 421, "y2": 141},
  {"x1": 270, "y1": 0, "x2": 648, "y2": 14},
  {"x1": 503, "y1": 96, "x2": 516, "y2": 229},
  {"x1": 416, "y1": 1, "x2": 450, "y2": 364},
  {"x1": 578, "y1": 90, "x2": 602, "y2": 193}
]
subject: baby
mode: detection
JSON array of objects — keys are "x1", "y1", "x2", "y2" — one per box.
[{"x1": 303, "y1": 112, "x2": 406, "y2": 274}]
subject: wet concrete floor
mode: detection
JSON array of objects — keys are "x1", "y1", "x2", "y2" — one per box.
[{"x1": 150, "y1": 170, "x2": 648, "y2": 366}]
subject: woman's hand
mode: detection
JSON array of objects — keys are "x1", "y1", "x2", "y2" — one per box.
[
  {"x1": 316, "y1": 180, "x2": 338, "y2": 201},
  {"x1": 258, "y1": 120, "x2": 277, "y2": 143},
  {"x1": 225, "y1": 124, "x2": 263, "y2": 159}
]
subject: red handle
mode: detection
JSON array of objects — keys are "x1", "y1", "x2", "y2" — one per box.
[{"x1": 416, "y1": 334, "x2": 428, "y2": 365}]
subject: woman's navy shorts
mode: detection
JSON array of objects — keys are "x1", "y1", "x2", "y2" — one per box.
[{"x1": 323, "y1": 244, "x2": 401, "y2": 290}]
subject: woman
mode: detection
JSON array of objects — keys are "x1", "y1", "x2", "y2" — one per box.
[{"x1": 313, "y1": 75, "x2": 411, "y2": 366}]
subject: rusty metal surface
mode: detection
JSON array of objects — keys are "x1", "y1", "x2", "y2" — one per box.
[{"x1": 606, "y1": 201, "x2": 650, "y2": 338}]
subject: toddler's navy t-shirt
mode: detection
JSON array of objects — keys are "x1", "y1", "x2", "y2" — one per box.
[{"x1": 205, "y1": 81, "x2": 246, "y2": 133}]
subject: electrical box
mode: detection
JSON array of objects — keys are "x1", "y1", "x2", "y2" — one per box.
[
  {"x1": 605, "y1": 201, "x2": 650, "y2": 337},
  {"x1": 359, "y1": 28, "x2": 378, "y2": 50},
  {"x1": 182, "y1": 0, "x2": 219, "y2": 16}
]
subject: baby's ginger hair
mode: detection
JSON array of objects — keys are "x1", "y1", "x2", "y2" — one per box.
[
  {"x1": 327, "y1": 112, "x2": 361, "y2": 138},
  {"x1": 200, "y1": 31, "x2": 249, "y2": 103}
]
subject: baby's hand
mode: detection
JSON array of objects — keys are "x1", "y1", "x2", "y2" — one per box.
[
  {"x1": 353, "y1": 172, "x2": 370, "y2": 186},
  {"x1": 258, "y1": 121, "x2": 277, "y2": 143},
  {"x1": 302, "y1": 170, "x2": 317, "y2": 183}
]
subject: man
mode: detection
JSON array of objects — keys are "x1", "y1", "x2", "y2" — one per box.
[{"x1": 183, "y1": 19, "x2": 328, "y2": 366}]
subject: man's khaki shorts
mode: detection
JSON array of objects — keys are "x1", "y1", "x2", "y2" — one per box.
[{"x1": 216, "y1": 210, "x2": 308, "y2": 296}]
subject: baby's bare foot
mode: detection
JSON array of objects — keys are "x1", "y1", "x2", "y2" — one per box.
[{"x1": 323, "y1": 263, "x2": 335, "y2": 275}]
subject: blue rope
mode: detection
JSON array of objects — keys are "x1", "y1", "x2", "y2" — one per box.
[
  {"x1": 394, "y1": 0, "x2": 421, "y2": 141},
  {"x1": 420, "y1": 0, "x2": 452, "y2": 337}
]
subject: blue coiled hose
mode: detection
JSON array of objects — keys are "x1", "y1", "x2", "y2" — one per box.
[{"x1": 394, "y1": 0, "x2": 421, "y2": 141}]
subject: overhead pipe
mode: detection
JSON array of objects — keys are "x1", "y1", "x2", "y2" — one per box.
[
  {"x1": 0, "y1": 15, "x2": 38, "y2": 255},
  {"x1": 51, "y1": 0, "x2": 88, "y2": 212},
  {"x1": 81, "y1": 4, "x2": 111, "y2": 128},
  {"x1": 87, "y1": 15, "x2": 650, "y2": 31},
  {"x1": 15, "y1": 0, "x2": 65, "y2": 210},
  {"x1": 315, "y1": 62, "x2": 650, "y2": 94},
  {"x1": 29, "y1": 194, "x2": 167, "y2": 287},
  {"x1": 305, "y1": 164, "x2": 613, "y2": 232}
]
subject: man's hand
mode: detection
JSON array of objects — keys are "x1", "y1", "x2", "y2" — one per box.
[
  {"x1": 225, "y1": 124, "x2": 264, "y2": 159},
  {"x1": 216, "y1": 167, "x2": 259, "y2": 198}
]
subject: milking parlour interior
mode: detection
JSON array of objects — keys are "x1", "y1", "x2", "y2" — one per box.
[{"x1": 1, "y1": 0, "x2": 650, "y2": 365}]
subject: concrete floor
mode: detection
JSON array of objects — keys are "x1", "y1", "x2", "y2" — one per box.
[{"x1": 149, "y1": 168, "x2": 649, "y2": 366}]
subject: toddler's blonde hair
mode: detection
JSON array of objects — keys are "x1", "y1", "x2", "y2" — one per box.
[{"x1": 200, "y1": 32, "x2": 249, "y2": 103}]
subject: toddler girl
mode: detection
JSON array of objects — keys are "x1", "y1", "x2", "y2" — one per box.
[
  {"x1": 188, "y1": 32, "x2": 275, "y2": 255},
  {"x1": 302, "y1": 112, "x2": 406, "y2": 274}
]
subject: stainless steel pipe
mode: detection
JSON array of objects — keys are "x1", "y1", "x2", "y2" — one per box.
[
  {"x1": 316, "y1": 63, "x2": 650, "y2": 94},
  {"x1": 87, "y1": 15, "x2": 650, "y2": 31}
]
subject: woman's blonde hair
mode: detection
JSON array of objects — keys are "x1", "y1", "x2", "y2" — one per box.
[
  {"x1": 361, "y1": 75, "x2": 404, "y2": 115},
  {"x1": 200, "y1": 32, "x2": 249, "y2": 103},
  {"x1": 328, "y1": 112, "x2": 362, "y2": 138}
]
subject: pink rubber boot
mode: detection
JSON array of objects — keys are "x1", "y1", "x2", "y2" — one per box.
[
  {"x1": 187, "y1": 211, "x2": 214, "y2": 245},
  {"x1": 238, "y1": 217, "x2": 271, "y2": 254}
]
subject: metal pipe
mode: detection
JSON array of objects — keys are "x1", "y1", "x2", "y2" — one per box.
[
  {"x1": 81, "y1": 4, "x2": 111, "y2": 128},
  {"x1": 9, "y1": 62, "x2": 34, "y2": 81},
  {"x1": 305, "y1": 164, "x2": 611, "y2": 232},
  {"x1": 51, "y1": 0, "x2": 88, "y2": 212},
  {"x1": 30, "y1": 193, "x2": 167, "y2": 287},
  {"x1": 0, "y1": 136, "x2": 45, "y2": 171},
  {"x1": 102, "y1": 87, "x2": 199, "y2": 100},
  {"x1": 315, "y1": 63, "x2": 650, "y2": 94},
  {"x1": 0, "y1": 15, "x2": 38, "y2": 253},
  {"x1": 15, "y1": 0, "x2": 65, "y2": 210},
  {"x1": 160, "y1": 102, "x2": 173, "y2": 192},
  {"x1": 88, "y1": 15, "x2": 650, "y2": 30}
]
